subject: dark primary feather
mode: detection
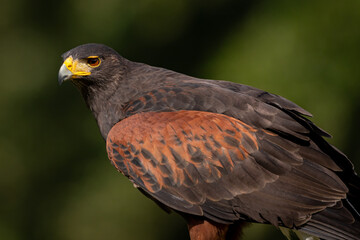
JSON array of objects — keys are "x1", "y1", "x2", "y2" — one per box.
[{"x1": 62, "y1": 44, "x2": 360, "y2": 240}]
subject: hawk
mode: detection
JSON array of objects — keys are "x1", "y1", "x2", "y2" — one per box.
[{"x1": 58, "y1": 43, "x2": 360, "y2": 240}]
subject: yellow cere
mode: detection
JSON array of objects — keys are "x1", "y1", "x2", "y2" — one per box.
[{"x1": 64, "y1": 56, "x2": 91, "y2": 76}]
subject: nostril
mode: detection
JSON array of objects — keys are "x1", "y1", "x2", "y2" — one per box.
[{"x1": 64, "y1": 56, "x2": 74, "y2": 70}]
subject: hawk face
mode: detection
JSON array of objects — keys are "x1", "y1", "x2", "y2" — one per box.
[{"x1": 58, "y1": 43, "x2": 122, "y2": 87}]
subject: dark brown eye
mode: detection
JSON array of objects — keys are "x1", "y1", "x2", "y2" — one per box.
[{"x1": 87, "y1": 57, "x2": 101, "y2": 67}]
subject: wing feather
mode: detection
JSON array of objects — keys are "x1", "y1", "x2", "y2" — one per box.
[{"x1": 106, "y1": 110, "x2": 348, "y2": 228}]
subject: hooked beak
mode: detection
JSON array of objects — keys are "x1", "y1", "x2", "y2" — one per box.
[
  {"x1": 58, "y1": 62, "x2": 73, "y2": 85},
  {"x1": 58, "y1": 56, "x2": 91, "y2": 85}
]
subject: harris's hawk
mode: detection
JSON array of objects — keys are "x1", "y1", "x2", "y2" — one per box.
[{"x1": 58, "y1": 43, "x2": 360, "y2": 240}]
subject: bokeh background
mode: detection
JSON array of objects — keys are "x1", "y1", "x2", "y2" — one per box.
[{"x1": 1, "y1": 0, "x2": 359, "y2": 239}]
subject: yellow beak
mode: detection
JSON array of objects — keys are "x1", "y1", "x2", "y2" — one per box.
[{"x1": 58, "y1": 56, "x2": 91, "y2": 85}]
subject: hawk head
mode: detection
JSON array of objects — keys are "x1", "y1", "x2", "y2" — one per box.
[{"x1": 58, "y1": 43, "x2": 124, "y2": 88}]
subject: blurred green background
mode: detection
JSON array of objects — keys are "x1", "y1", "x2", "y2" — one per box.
[{"x1": 1, "y1": 0, "x2": 359, "y2": 239}]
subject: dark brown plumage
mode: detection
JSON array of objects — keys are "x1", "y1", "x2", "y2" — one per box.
[{"x1": 58, "y1": 43, "x2": 360, "y2": 240}]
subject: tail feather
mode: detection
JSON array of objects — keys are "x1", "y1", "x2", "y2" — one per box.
[
  {"x1": 346, "y1": 173, "x2": 360, "y2": 218},
  {"x1": 299, "y1": 200, "x2": 360, "y2": 240},
  {"x1": 304, "y1": 124, "x2": 360, "y2": 240}
]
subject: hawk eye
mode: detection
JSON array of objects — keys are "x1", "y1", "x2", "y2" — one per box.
[{"x1": 87, "y1": 57, "x2": 101, "y2": 67}]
